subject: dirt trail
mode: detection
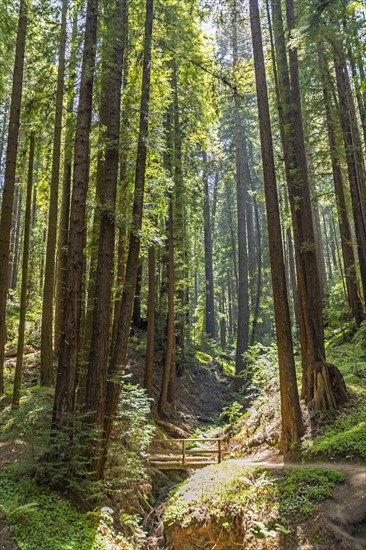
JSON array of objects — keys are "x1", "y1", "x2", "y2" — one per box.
[{"x1": 224, "y1": 453, "x2": 366, "y2": 550}]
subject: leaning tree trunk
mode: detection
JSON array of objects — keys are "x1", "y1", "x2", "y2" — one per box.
[
  {"x1": 41, "y1": 0, "x2": 68, "y2": 386},
  {"x1": 101, "y1": 0, "x2": 154, "y2": 477},
  {"x1": 0, "y1": 0, "x2": 28, "y2": 395},
  {"x1": 249, "y1": 0, "x2": 304, "y2": 451},
  {"x1": 52, "y1": 0, "x2": 99, "y2": 430},
  {"x1": 12, "y1": 133, "x2": 35, "y2": 408}
]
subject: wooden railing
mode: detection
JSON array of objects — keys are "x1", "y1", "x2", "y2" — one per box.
[{"x1": 149, "y1": 437, "x2": 223, "y2": 469}]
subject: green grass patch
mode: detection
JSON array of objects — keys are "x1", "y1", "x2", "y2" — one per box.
[
  {"x1": 309, "y1": 394, "x2": 366, "y2": 459},
  {"x1": 0, "y1": 475, "x2": 107, "y2": 550},
  {"x1": 164, "y1": 461, "x2": 344, "y2": 538}
]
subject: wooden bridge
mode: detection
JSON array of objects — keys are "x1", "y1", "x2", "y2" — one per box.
[{"x1": 149, "y1": 437, "x2": 223, "y2": 470}]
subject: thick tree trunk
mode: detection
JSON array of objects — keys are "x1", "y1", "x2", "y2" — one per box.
[
  {"x1": 202, "y1": 152, "x2": 216, "y2": 341},
  {"x1": 41, "y1": 0, "x2": 68, "y2": 386},
  {"x1": 101, "y1": 0, "x2": 154, "y2": 476},
  {"x1": 83, "y1": 0, "x2": 126, "y2": 477},
  {"x1": 249, "y1": 0, "x2": 304, "y2": 451},
  {"x1": 12, "y1": 133, "x2": 35, "y2": 408},
  {"x1": 0, "y1": 0, "x2": 28, "y2": 395},
  {"x1": 271, "y1": 0, "x2": 347, "y2": 410},
  {"x1": 52, "y1": 0, "x2": 99, "y2": 430}
]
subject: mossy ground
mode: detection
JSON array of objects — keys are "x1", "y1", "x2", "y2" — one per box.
[{"x1": 163, "y1": 461, "x2": 344, "y2": 549}]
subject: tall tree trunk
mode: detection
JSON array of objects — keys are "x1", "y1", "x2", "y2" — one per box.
[
  {"x1": 172, "y1": 64, "x2": 186, "y2": 356},
  {"x1": 320, "y1": 56, "x2": 364, "y2": 325},
  {"x1": 159, "y1": 103, "x2": 176, "y2": 412},
  {"x1": 0, "y1": 0, "x2": 28, "y2": 395},
  {"x1": 271, "y1": 0, "x2": 347, "y2": 410},
  {"x1": 52, "y1": 0, "x2": 99, "y2": 430},
  {"x1": 232, "y1": 0, "x2": 249, "y2": 376},
  {"x1": 54, "y1": 4, "x2": 79, "y2": 357},
  {"x1": 9, "y1": 182, "x2": 22, "y2": 293},
  {"x1": 144, "y1": 245, "x2": 155, "y2": 398},
  {"x1": 249, "y1": 0, "x2": 304, "y2": 451},
  {"x1": 83, "y1": 0, "x2": 126, "y2": 477},
  {"x1": 202, "y1": 152, "x2": 215, "y2": 341},
  {"x1": 334, "y1": 54, "x2": 366, "y2": 303},
  {"x1": 101, "y1": 0, "x2": 154, "y2": 476},
  {"x1": 250, "y1": 194, "x2": 263, "y2": 345},
  {"x1": 41, "y1": 0, "x2": 68, "y2": 386},
  {"x1": 12, "y1": 132, "x2": 35, "y2": 408}
]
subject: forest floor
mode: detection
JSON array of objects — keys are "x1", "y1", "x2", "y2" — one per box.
[{"x1": 0, "y1": 326, "x2": 366, "y2": 549}]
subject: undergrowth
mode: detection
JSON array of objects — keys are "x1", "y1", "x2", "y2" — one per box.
[{"x1": 163, "y1": 462, "x2": 344, "y2": 548}]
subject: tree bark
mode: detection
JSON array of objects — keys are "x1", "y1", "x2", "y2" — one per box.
[
  {"x1": 232, "y1": 0, "x2": 249, "y2": 376},
  {"x1": 202, "y1": 152, "x2": 216, "y2": 341},
  {"x1": 320, "y1": 56, "x2": 363, "y2": 325},
  {"x1": 271, "y1": 0, "x2": 347, "y2": 409},
  {"x1": 12, "y1": 132, "x2": 35, "y2": 408},
  {"x1": 83, "y1": 0, "x2": 126, "y2": 477},
  {"x1": 41, "y1": 0, "x2": 68, "y2": 386},
  {"x1": 333, "y1": 54, "x2": 366, "y2": 303},
  {"x1": 52, "y1": 0, "x2": 99, "y2": 430},
  {"x1": 249, "y1": 0, "x2": 304, "y2": 451},
  {"x1": 54, "y1": 4, "x2": 79, "y2": 357},
  {"x1": 144, "y1": 245, "x2": 155, "y2": 398},
  {"x1": 101, "y1": 0, "x2": 154, "y2": 476},
  {"x1": 0, "y1": 0, "x2": 28, "y2": 395}
]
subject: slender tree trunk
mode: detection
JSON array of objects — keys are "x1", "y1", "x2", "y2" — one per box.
[
  {"x1": 232, "y1": 0, "x2": 249, "y2": 376},
  {"x1": 101, "y1": 0, "x2": 154, "y2": 476},
  {"x1": 41, "y1": 0, "x2": 68, "y2": 386},
  {"x1": 249, "y1": 0, "x2": 304, "y2": 451},
  {"x1": 334, "y1": 55, "x2": 366, "y2": 303},
  {"x1": 54, "y1": 4, "x2": 79, "y2": 357},
  {"x1": 320, "y1": 57, "x2": 364, "y2": 325},
  {"x1": 159, "y1": 193, "x2": 175, "y2": 412},
  {"x1": 172, "y1": 64, "x2": 185, "y2": 356},
  {"x1": 250, "y1": 195, "x2": 263, "y2": 345},
  {"x1": 144, "y1": 245, "x2": 155, "y2": 398},
  {"x1": 52, "y1": 0, "x2": 99, "y2": 430},
  {"x1": 0, "y1": 0, "x2": 28, "y2": 395},
  {"x1": 202, "y1": 152, "x2": 215, "y2": 341},
  {"x1": 12, "y1": 132, "x2": 35, "y2": 408},
  {"x1": 9, "y1": 182, "x2": 22, "y2": 293},
  {"x1": 159, "y1": 104, "x2": 176, "y2": 412}
]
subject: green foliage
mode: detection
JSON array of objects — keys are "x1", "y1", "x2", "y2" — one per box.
[
  {"x1": 0, "y1": 475, "x2": 106, "y2": 550},
  {"x1": 105, "y1": 381, "x2": 155, "y2": 498},
  {"x1": 164, "y1": 462, "x2": 343, "y2": 545},
  {"x1": 220, "y1": 401, "x2": 243, "y2": 424},
  {"x1": 309, "y1": 395, "x2": 366, "y2": 459},
  {"x1": 279, "y1": 468, "x2": 344, "y2": 516},
  {"x1": 324, "y1": 281, "x2": 353, "y2": 329}
]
